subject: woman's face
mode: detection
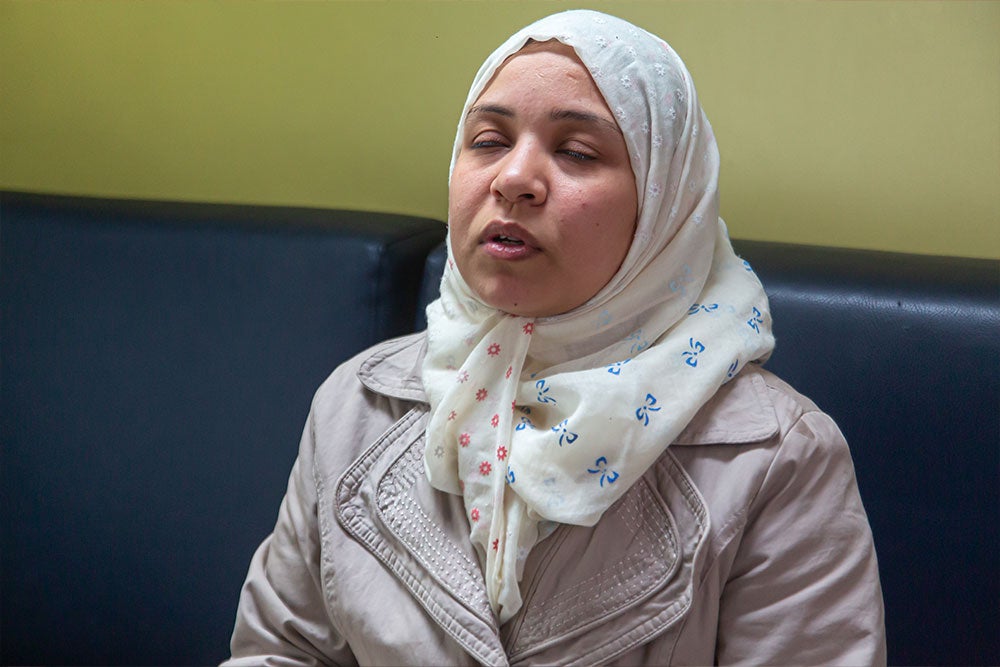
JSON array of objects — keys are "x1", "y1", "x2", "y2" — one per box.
[{"x1": 448, "y1": 42, "x2": 638, "y2": 318}]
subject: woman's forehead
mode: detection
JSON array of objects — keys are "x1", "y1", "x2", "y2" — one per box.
[
  {"x1": 472, "y1": 40, "x2": 616, "y2": 122},
  {"x1": 474, "y1": 40, "x2": 584, "y2": 101}
]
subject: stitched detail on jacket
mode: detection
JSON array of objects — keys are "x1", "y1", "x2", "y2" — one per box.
[
  {"x1": 377, "y1": 438, "x2": 494, "y2": 621},
  {"x1": 512, "y1": 479, "x2": 679, "y2": 651},
  {"x1": 577, "y1": 595, "x2": 692, "y2": 667},
  {"x1": 661, "y1": 449, "x2": 710, "y2": 530},
  {"x1": 334, "y1": 408, "x2": 506, "y2": 666},
  {"x1": 584, "y1": 455, "x2": 710, "y2": 666}
]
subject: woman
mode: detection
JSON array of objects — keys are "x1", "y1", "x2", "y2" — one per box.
[{"x1": 226, "y1": 10, "x2": 885, "y2": 665}]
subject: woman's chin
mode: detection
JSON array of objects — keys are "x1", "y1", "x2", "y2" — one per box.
[
  {"x1": 477, "y1": 290, "x2": 576, "y2": 319},
  {"x1": 476, "y1": 289, "x2": 544, "y2": 318}
]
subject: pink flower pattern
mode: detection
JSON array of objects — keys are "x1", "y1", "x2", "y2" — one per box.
[
  {"x1": 475, "y1": 388, "x2": 488, "y2": 402},
  {"x1": 487, "y1": 343, "x2": 501, "y2": 357},
  {"x1": 479, "y1": 461, "x2": 492, "y2": 476},
  {"x1": 459, "y1": 433, "x2": 471, "y2": 447},
  {"x1": 490, "y1": 414, "x2": 499, "y2": 428},
  {"x1": 497, "y1": 446, "x2": 507, "y2": 460}
]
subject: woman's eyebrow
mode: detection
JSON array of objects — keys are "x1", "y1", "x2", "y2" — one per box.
[
  {"x1": 550, "y1": 108, "x2": 622, "y2": 135},
  {"x1": 466, "y1": 104, "x2": 514, "y2": 119},
  {"x1": 466, "y1": 104, "x2": 621, "y2": 135}
]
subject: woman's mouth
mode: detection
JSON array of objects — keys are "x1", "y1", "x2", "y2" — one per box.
[{"x1": 480, "y1": 223, "x2": 538, "y2": 260}]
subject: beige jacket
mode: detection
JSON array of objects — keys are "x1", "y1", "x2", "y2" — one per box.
[{"x1": 225, "y1": 333, "x2": 886, "y2": 666}]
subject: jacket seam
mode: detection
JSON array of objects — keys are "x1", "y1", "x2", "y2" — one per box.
[
  {"x1": 311, "y1": 410, "x2": 353, "y2": 640},
  {"x1": 717, "y1": 407, "x2": 812, "y2": 589}
]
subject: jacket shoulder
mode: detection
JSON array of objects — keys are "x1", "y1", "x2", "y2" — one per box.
[
  {"x1": 672, "y1": 363, "x2": 836, "y2": 448},
  {"x1": 311, "y1": 332, "x2": 426, "y2": 414},
  {"x1": 307, "y1": 333, "x2": 426, "y2": 478}
]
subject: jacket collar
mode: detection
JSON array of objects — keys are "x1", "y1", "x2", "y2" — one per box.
[
  {"x1": 357, "y1": 333, "x2": 429, "y2": 403},
  {"x1": 357, "y1": 333, "x2": 780, "y2": 447}
]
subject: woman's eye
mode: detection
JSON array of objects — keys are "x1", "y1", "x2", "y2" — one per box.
[
  {"x1": 559, "y1": 148, "x2": 597, "y2": 162},
  {"x1": 469, "y1": 131, "x2": 507, "y2": 150}
]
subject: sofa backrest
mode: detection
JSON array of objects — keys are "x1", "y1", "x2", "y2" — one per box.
[
  {"x1": 0, "y1": 192, "x2": 445, "y2": 665},
  {"x1": 418, "y1": 239, "x2": 1000, "y2": 666}
]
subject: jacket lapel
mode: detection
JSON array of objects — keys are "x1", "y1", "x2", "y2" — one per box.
[{"x1": 336, "y1": 404, "x2": 509, "y2": 666}]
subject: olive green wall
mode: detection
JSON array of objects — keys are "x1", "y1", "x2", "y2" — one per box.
[{"x1": 2, "y1": 0, "x2": 997, "y2": 258}]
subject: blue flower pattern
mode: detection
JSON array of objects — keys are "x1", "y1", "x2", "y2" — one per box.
[
  {"x1": 503, "y1": 290, "x2": 763, "y2": 503},
  {"x1": 687, "y1": 303, "x2": 718, "y2": 315},
  {"x1": 551, "y1": 419, "x2": 579, "y2": 446},
  {"x1": 588, "y1": 456, "x2": 620, "y2": 488},
  {"x1": 669, "y1": 264, "x2": 694, "y2": 295},
  {"x1": 607, "y1": 358, "x2": 632, "y2": 375},
  {"x1": 535, "y1": 379, "x2": 557, "y2": 404},
  {"x1": 515, "y1": 416, "x2": 536, "y2": 431},
  {"x1": 635, "y1": 393, "x2": 662, "y2": 426},
  {"x1": 627, "y1": 329, "x2": 650, "y2": 354},
  {"x1": 682, "y1": 338, "x2": 705, "y2": 367}
]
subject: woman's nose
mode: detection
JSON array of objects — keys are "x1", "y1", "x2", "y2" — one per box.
[{"x1": 490, "y1": 142, "x2": 547, "y2": 205}]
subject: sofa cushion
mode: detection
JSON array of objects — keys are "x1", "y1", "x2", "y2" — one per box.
[{"x1": 0, "y1": 192, "x2": 445, "y2": 665}]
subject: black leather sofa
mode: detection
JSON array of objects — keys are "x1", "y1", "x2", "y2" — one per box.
[
  {"x1": 1, "y1": 192, "x2": 447, "y2": 665},
  {"x1": 2, "y1": 191, "x2": 998, "y2": 665}
]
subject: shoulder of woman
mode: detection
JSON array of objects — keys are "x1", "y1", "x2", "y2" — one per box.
[
  {"x1": 306, "y1": 332, "x2": 426, "y2": 459},
  {"x1": 306, "y1": 332, "x2": 428, "y2": 477},
  {"x1": 672, "y1": 365, "x2": 837, "y2": 449},
  {"x1": 311, "y1": 331, "x2": 427, "y2": 413}
]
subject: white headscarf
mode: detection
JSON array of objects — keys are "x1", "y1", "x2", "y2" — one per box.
[{"x1": 422, "y1": 9, "x2": 774, "y2": 623}]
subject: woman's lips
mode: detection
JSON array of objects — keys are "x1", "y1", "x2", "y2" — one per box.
[
  {"x1": 480, "y1": 221, "x2": 540, "y2": 260},
  {"x1": 483, "y1": 238, "x2": 537, "y2": 260}
]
